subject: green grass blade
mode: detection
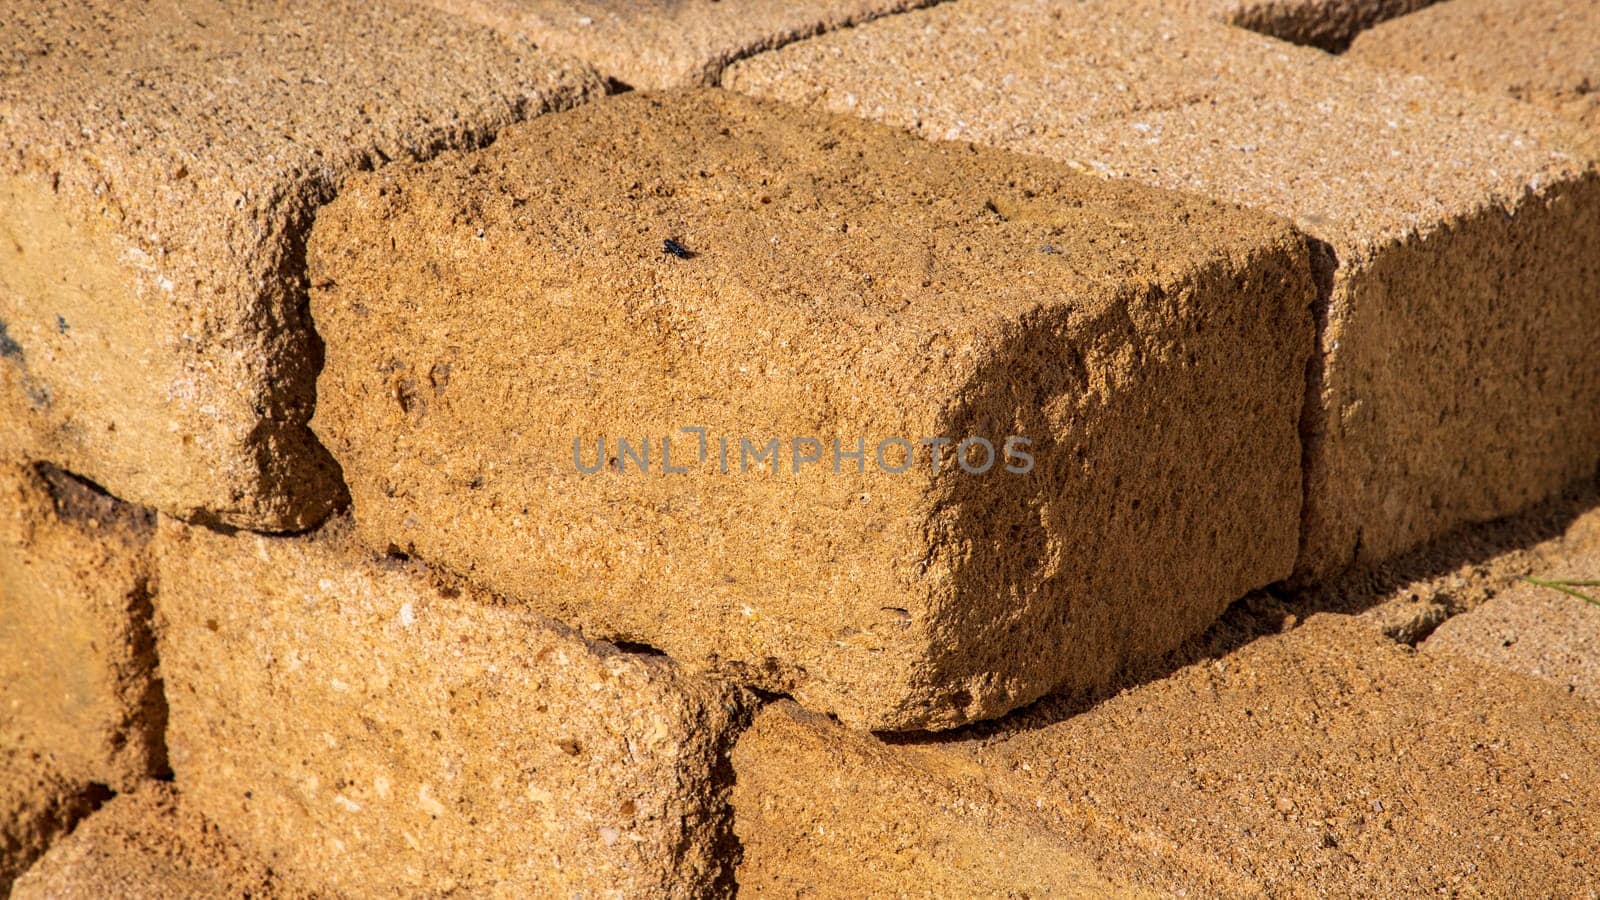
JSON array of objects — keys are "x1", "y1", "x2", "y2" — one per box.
[{"x1": 1522, "y1": 577, "x2": 1600, "y2": 608}]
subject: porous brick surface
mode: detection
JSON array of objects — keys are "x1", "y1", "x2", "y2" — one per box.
[
  {"x1": 0, "y1": 750, "x2": 102, "y2": 894},
  {"x1": 1309, "y1": 480, "x2": 1600, "y2": 645},
  {"x1": 734, "y1": 705, "x2": 1151, "y2": 897},
  {"x1": 725, "y1": 0, "x2": 1600, "y2": 582},
  {"x1": 0, "y1": 0, "x2": 603, "y2": 530},
  {"x1": 735, "y1": 616, "x2": 1600, "y2": 896},
  {"x1": 309, "y1": 88, "x2": 1315, "y2": 730},
  {"x1": 1160, "y1": 0, "x2": 1435, "y2": 50},
  {"x1": 422, "y1": 0, "x2": 941, "y2": 89},
  {"x1": 10, "y1": 783, "x2": 305, "y2": 900},
  {"x1": 1349, "y1": 0, "x2": 1600, "y2": 131},
  {"x1": 0, "y1": 461, "x2": 162, "y2": 791},
  {"x1": 1423, "y1": 541, "x2": 1600, "y2": 701},
  {"x1": 155, "y1": 516, "x2": 750, "y2": 898}
]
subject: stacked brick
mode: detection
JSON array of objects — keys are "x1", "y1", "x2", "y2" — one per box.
[
  {"x1": 0, "y1": 0, "x2": 602, "y2": 530},
  {"x1": 2, "y1": 0, "x2": 1598, "y2": 893},
  {"x1": 1402, "y1": 504, "x2": 1600, "y2": 701},
  {"x1": 0, "y1": 462, "x2": 157, "y2": 891},
  {"x1": 1425, "y1": 571, "x2": 1600, "y2": 700},
  {"x1": 309, "y1": 87, "x2": 1315, "y2": 730},
  {"x1": 0, "y1": 0, "x2": 745, "y2": 892},
  {"x1": 157, "y1": 519, "x2": 749, "y2": 896},
  {"x1": 0, "y1": 751, "x2": 104, "y2": 893},
  {"x1": 723, "y1": 0, "x2": 1600, "y2": 581}
]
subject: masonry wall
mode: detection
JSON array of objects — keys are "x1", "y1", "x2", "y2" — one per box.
[{"x1": 3, "y1": 0, "x2": 1597, "y2": 894}]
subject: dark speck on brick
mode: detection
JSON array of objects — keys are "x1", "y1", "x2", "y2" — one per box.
[
  {"x1": 56, "y1": 315, "x2": 69, "y2": 334},
  {"x1": 25, "y1": 380, "x2": 50, "y2": 408},
  {"x1": 0, "y1": 320, "x2": 22, "y2": 360}
]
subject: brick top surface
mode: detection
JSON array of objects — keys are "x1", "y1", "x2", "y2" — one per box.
[
  {"x1": 1349, "y1": 0, "x2": 1600, "y2": 131},
  {"x1": 725, "y1": 0, "x2": 1598, "y2": 252},
  {"x1": 420, "y1": 0, "x2": 940, "y2": 89},
  {"x1": 315, "y1": 88, "x2": 1294, "y2": 400},
  {"x1": 0, "y1": 0, "x2": 601, "y2": 272},
  {"x1": 972, "y1": 615, "x2": 1600, "y2": 891},
  {"x1": 743, "y1": 614, "x2": 1600, "y2": 894}
]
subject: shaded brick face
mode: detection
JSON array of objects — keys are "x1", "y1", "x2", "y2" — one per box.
[
  {"x1": 1158, "y1": 0, "x2": 1438, "y2": 51},
  {"x1": 0, "y1": 462, "x2": 163, "y2": 791}
]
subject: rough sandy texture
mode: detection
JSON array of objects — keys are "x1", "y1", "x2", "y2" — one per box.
[
  {"x1": 0, "y1": 0, "x2": 603, "y2": 530},
  {"x1": 1420, "y1": 508, "x2": 1600, "y2": 700},
  {"x1": 0, "y1": 750, "x2": 102, "y2": 894},
  {"x1": 736, "y1": 615, "x2": 1600, "y2": 896},
  {"x1": 1160, "y1": 0, "x2": 1436, "y2": 50},
  {"x1": 421, "y1": 0, "x2": 942, "y2": 89},
  {"x1": 11, "y1": 783, "x2": 306, "y2": 900},
  {"x1": 1349, "y1": 0, "x2": 1600, "y2": 131},
  {"x1": 0, "y1": 462, "x2": 163, "y2": 791},
  {"x1": 725, "y1": 0, "x2": 1600, "y2": 583},
  {"x1": 155, "y1": 517, "x2": 751, "y2": 898},
  {"x1": 1425, "y1": 578, "x2": 1600, "y2": 702},
  {"x1": 310, "y1": 88, "x2": 1314, "y2": 731},
  {"x1": 734, "y1": 704, "x2": 1153, "y2": 898},
  {"x1": 1286, "y1": 476, "x2": 1600, "y2": 644}
]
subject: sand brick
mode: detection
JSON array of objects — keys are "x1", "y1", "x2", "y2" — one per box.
[
  {"x1": 725, "y1": 0, "x2": 1600, "y2": 582},
  {"x1": 11, "y1": 784, "x2": 303, "y2": 900},
  {"x1": 0, "y1": 462, "x2": 162, "y2": 791},
  {"x1": 1424, "y1": 559, "x2": 1600, "y2": 702},
  {"x1": 309, "y1": 88, "x2": 1314, "y2": 730},
  {"x1": 1349, "y1": 0, "x2": 1600, "y2": 132},
  {"x1": 419, "y1": 0, "x2": 939, "y2": 90},
  {"x1": 0, "y1": 0, "x2": 603, "y2": 530},
  {"x1": 0, "y1": 750, "x2": 102, "y2": 894},
  {"x1": 1160, "y1": 0, "x2": 1435, "y2": 50},
  {"x1": 155, "y1": 517, "x2": 749, "y2": 898},
  {"x1": 734, "y1": 615, "x2": 1600, "y2": 896}
]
